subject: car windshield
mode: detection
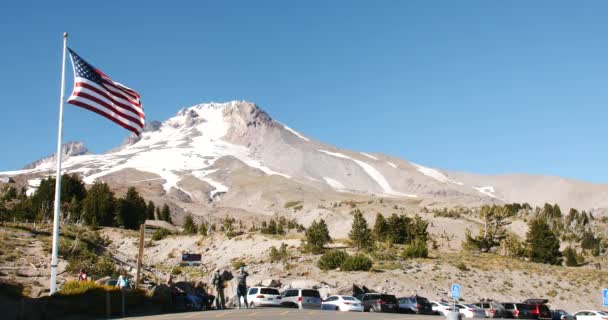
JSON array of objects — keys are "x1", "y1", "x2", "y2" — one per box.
[
  {"x1": 302, "y1": 290, "x2": 320, "y2": 298},
  {"x1": 381, "y1": 295, "x2": 398, "y2": 303},
  {"x1": 343, "y1": 296, "x2": 357, "y2": 301},
  {"x1": 439, "y1": 302, "x2": 450, "y2": 306},
  {"x1": 260, "y1": 288, "x2": 279, "y2": 295},
  {"x1": 516, "y1": 304, "x2": 530, "y2": 310},
  {"x1": 597, "y1": 312, "x2": 608, "y2": 316}
]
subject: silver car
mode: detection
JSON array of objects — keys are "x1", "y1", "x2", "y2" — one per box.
[
  {"x1": 281, "y1": 288, "x2": 322, "y2": 309},
  {"x1": 472, "y1": 302, "x2": 508, "y2": 318}
]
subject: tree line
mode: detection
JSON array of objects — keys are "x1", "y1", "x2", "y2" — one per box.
[
  {"x1": 0, "y1": 174, "x2": 172, "y2": 230},
  {"x1": 464, "y1": 203, "x2": 606, "y2": 266}
]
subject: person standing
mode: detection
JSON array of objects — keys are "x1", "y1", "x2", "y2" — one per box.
[
  {"x1": 212, "y1": 269, "x2": 225, "y2": 310},
  {"x1": 235, "y1": 266, "x2": 249, "y2": 309},
  {"x1": 77, "y1": 269, "x2": 88, "y2": 282}
]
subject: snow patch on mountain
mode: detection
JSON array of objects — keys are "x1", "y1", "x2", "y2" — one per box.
[
  {"x1": 360, "y1": 153, "x2": 378, "y2": 160},
  {"x1": 193, "y1": 169, "x2": 228, "y2": 198},
  {"x1": 323, "y1": 177, "x2": 345, "y2": 190},
  {"x1": 276, "y1": 121, "x2": 310, "y2": 142},
  {"x1": 318, "y1": 149, "x2": 415, "y2": 197},
  {"x1": 386, "y1": 162, "x2": 397, "y2": 168},
  {"x1": 474, "y1": 186, "x2": 497, "y2": 198},
  {"x1": 411, "y1": 162, "x2": 464, "y2": 186}
]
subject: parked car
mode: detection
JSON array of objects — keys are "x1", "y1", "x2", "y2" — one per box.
[
  {"x1": 525, "y1": 299, "x2": 553, "y2": 320},
  {"x1": 242, "y1": 287, "x2": 282, "y2": 307},
  {"x1": 281, "y1": 288, "x2": 322, "y2": 309},
  {"x1": 355, "y1": 293, "x2": 399, "y2": 313},
  {"x1": 552, "y1": 310, "x2": 576, "y2": 320},
  {"x1": 431, "y1": 300, "x2": 455, "y2": 316},
  {"x1": 321, "y1": 295, "x2": 364, "y2": 312},
  {"x1": 456, "y1": 304, "x2": 486, "y2": 318},
  {"x1": 472, "y1": 302, "x2": 508, "y2": 318},
  {"x1": 503, "y1": 303, "x2": 535, "y2": 319},
  {"x1": 397, "y1": 295, "x2": 434, "y2": 314},
  {"x1": 573, "y1": 311, "x2": 608, "y2": 320}
]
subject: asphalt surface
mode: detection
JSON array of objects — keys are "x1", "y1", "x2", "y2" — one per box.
[{"x1": 123, "y1": 308, "x2": 445, "y2": 320}]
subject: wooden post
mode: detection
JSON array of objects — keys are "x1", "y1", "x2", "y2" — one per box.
[{"x1": 135, "y1": 223, "x2": 145, "y2": 289}]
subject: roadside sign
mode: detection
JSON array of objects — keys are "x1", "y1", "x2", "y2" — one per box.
[
  {"x1": 602, "y1": 288, "x2": 608, "y2": 307},
  {"x1": 181, "y1": 253, "x2": 201, "y2": 262},
  {"x1": 451, "y1": 284, "x2": 461, "y2": 299}
]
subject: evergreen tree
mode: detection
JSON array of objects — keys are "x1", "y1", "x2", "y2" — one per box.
[
  {"x1": 183, "y1": 214, "x2": 197, "y2": 235},
  {"x1": 146, "y1": 201, "x2": 156, "y2": 220},
  {"x1": 464, "y1": 205, "x2": 510, "y2": 252},
  {"x1": 410, "y1": 215, "x2": 429, "y2": 243},
  {"x1": 155, "y1": 207, "x2": 161, "y2": 220},
  {"x1": 305, "y1": 219, "x2": 332, "y2": 253},
  {"x1": 386, "y1": 214, "x2": 411, "y2": 244},
  {"x1": 82, "y1": 181, "x2": 115, "y2": 227},
  {"x1": 526, "y1": 218, "x2": 563, "y2": 265},
  {"x1": 115, "y1": 187, "x2": 147, "y2": 230},
  {"x1": 373, "y1": 213, "x2": 388, "y2": 242},
  {"x1": 199, "y1": 222, "x2": 208, "y2": 236},
  {"x1": 563, "y1": 247, "x2": 578, "y2": 267},
  {"x1": 348, "y1": 209, "x2": 373, "y2": 251},
  {"x1": 161, "y1": 204, "x2": 172, "y2": 223}
]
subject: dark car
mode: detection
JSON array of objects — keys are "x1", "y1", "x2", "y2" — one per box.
[
  {"x1": 524, "y1": 299, "x2": 552, "y2": 320},
  {"x1": 552, "y1": 309, "x2": 576, "y2": 320},
  {"x1": 503, "y1": 303, "x2": 535, "y2": 319},
  {"x1": 397, "y1": 295, "x2": 434, "y2": 314},
  {"x1": 355, "y1": 293, "x2": 399, "y2": 313}
]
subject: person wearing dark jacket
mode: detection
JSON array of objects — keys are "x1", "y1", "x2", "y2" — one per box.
[
  {"x1": 212, "y1": 269, "x2": 225, "y2": 310},
  {"x1": 235, "y1": 266, "x2": 249, "y2": 309}
]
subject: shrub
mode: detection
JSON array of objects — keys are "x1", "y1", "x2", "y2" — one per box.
[
  {"x1": 402, "y1": 240, "x2": 428, "y2": 259},
  {"x1": 232, "y1": 260, "x2": 246, "y2": 270},
  {"x1": 54, "y1": 281, "x2": 148, "y2": 317},
  {"x1": 456, "y1": 262, "x2": 468, "y2": 271},
  {"x1": 152, "y1": 228, "x2": 171, "y2": 241},
  {"x1": 269, "y1": 243, "x2": 289, "y2": 263},
  {"x1": 340, "y1": 254, "x2": 373, "y2": 271},
  {"x1": 563, "y1": 247, "x2": 578, "y2": 267},
  {"x1": 318, "y1": 250, "x2": 348, "y2": 270}
]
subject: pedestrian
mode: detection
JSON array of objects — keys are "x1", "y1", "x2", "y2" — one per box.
[
  {"x1": 77, "y1": 269, "x2": 88, "y2": 282},
  {"x1": 235, "y1": 266, "x2": 249, "y2": 309},
  {"x1": 116, "y1": 270, "x2": 129, "y2": 290},
  {"x1": 212, "y1": 269, "x2": 225, "y2": 310}
]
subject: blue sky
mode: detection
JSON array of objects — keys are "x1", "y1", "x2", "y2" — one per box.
[{"x1": 0, "y1": 1, "x2": 607, "y2": 182}]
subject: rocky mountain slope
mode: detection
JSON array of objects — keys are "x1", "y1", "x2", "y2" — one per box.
[{"x1": 1, "y1": 101, "x2": 607, "y2": 229}]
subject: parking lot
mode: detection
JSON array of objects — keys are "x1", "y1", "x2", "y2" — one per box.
[{"x1": 125, "y1": 308, "x2": 444, "y2": 320}]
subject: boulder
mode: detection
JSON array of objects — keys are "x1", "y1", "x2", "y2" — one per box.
[{"x1": 261, "y1": 279, "x2": 282, "y2": 288}]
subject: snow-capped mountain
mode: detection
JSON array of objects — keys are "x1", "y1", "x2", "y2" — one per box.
[
  {"x1": 2, "y1": 101, "x2": 607, "y2": 225},
  {"x1": 23, "y1": 141, "x2": 90, "y2": 170}
]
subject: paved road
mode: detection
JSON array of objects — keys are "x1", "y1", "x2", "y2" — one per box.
[{"x1": 123, "y1": 308, "x2": 444, "y2": 320}]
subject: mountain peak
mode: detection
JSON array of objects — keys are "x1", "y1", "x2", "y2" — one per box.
[{"x1": 23, "y1": 141, "x2": 90, "y2": 170}]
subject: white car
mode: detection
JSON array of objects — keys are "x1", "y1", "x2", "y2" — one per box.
[
  {"x1": 456, "y1": 304, "x2": 486, "y2": 318},
  {"x1": 321, "y1": 295, "x2": 364, "y2": 312},
  {"x1": 574, "y1": 310, "x2": 608, "y2": 320},
  {"x1": 242, "y1": 287, "x2": 282, "y2": 307},
  {"x1": 431, "y1": 300, "x2": 455, "y2": 316}
]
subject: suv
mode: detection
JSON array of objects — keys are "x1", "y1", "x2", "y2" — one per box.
[
  {"x1": 524, "y1": 299, "x2": 552, "y2": 320},
  {"x1": 244, "y1": 287, "x2": 282, "y2": 307},
  {"x1": 280, "y1": 288, "x2": 322, "y2": 309},
  {"x1": 472, "y1": 302, "x2": 507, "y2": 318},
  {"x1": 503, "y1": 303, "x2": 535, "y2": 319},
  {"x1": 397, "y1": 295, "x2": 434, "y2": 314},
  {"x1": 355, "y1": 293, "x2": 399, "y2": 313}
]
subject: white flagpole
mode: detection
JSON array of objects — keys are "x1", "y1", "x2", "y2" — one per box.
[{"x1": 50, "y1": 32, "x2": 68, "y2": 295}]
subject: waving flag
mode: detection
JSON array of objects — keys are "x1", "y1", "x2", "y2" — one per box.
[{"x1": 67, "y1": 48, "x2": 144, "y2": 135}]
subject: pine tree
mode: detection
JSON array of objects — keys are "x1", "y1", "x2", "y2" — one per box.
[
  {"x1": 373, "y1": 213, "x2": 388, "y2": 242},
  {"x1": 305, "y1": 219, "x2": 332, "y2": 253},
  {"x1": 526, "y1": 218, "x2": 563, "y2": 265},
  {"x1": 146, "y1": 201, "x2": 155, "y2": 220},
  {"x1": 82, "y1": 181, "x2": 115, "y2": 227},
  {"x1": 348, "y1": 209, "x2": 373, "y2": 251},
  {"x1": 464, "y1": 205, "x2": 510, "y2": 252},
  {"x1": 115, "y1": 187, "x2": 147, "y2": 230},
  {"x1": 161, "y1": 204, "x2": 172, "y2": 223},
  {"x1": 183, "y1": 214, "x2": 197, "y2": 235},
  {"x1": 563, "y1": 247, "x2": 578, "y2": 266}
]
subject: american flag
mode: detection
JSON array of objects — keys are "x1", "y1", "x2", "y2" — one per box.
[{"x1": 67, "y1": 48, "x2": 144, "y2": 135}]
